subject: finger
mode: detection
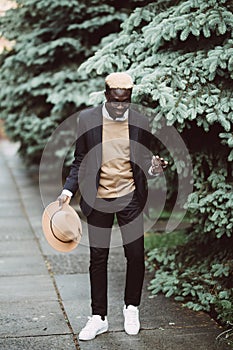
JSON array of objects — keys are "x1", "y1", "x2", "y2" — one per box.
[
  {"x1": 152, "y1": 162, "x2": 160, "y2": 168},
  {"x1": 151, "y1": 158, "x2": 156, "y2": 168},
  {"x1": 58, "y1": 197, "x2": 62, "y2": 209},
  {"x1": 152, "y1": 155, "x2": 160, "y2": 165},
  {"x1": 60, "y1": 195, "x2": 66, "y2": 208}
]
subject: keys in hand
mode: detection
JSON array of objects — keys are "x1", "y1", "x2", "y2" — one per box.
[{"x1": 151, "y1": 155, "x2": 168, "y2": 174}]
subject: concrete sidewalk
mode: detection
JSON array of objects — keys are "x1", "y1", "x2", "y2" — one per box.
[{"x1": 0, "y1": 140, "x2": 229, "y2": 350}]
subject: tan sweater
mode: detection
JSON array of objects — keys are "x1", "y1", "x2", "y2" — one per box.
[{"x1": 97, "y1": 117, "x2": 135, "y2": 198}]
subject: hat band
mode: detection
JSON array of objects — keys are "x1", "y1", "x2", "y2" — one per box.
[{"x1": 50, "y1": 211, "x2": 74, "y2": 244}]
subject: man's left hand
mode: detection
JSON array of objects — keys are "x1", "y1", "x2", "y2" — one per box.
[{"x1": 151, "y1": 155, "x2": 168, "y2": 174}]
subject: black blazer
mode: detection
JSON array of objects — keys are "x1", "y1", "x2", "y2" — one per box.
[{"x1": 64, "y1": 105, "x2": 154, "y2": 217}]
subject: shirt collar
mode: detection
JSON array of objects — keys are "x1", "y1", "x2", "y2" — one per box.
[{"x1": 102, "y1": 103, "x2": 129, "y2": 122}]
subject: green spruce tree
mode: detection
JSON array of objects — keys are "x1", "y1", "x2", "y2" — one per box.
[{"x1": 0, "y1": 0, "x2": 150, "y2": 162}]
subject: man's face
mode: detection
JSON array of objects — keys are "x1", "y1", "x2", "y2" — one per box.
[{"x1": 105, "y1": 88, "x2": 132, "y2": 119}]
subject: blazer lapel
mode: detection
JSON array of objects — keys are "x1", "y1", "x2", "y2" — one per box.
[
  {"x1": 92, "y1": 106, "x2": 103, "y2": 170},
  {"x1": 129, "y1": 110, "x2": 139, "y2": 161}
]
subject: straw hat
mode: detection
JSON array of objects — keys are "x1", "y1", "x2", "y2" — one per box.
[{"x1": 42, "y1": 201, "x2": 82, "y2": 252}]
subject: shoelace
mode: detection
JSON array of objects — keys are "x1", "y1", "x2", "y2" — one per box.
[
  {"x1": 125, "y1": 309, "x2": 138, "y2": 325},
  {"x1": 85, "y1": 316, "x2": 95, "y2": 328},
  {"x1": 84, "y1": 316, "x2": 103, "y2": 330}
]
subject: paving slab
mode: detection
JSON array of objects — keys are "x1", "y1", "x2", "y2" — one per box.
[
  {"x1": 8, "y1": 175, "x2": 36, "y2": 189},
  {"x1": 55, "y1": 272, "x2": 223, "y2": 338},
  {"x1": 0, "y1": 218, "x2": 33, "y2": 241},
  {"x1": 20, "y1": 202, "x2": 41, "y2": 219},
  {"x1": 47, "y1": 254, "x2": 90, "y2": 274},
  {"x1": 0, "y1": 166, "x2": 16, "y2": 177},
  {"x1": 0, "y1": 275, "x2": 57, "y2": 302},
  {"x1": 40, "y1": 236, "x2": 90, "y2": 256},
  {"x1": 0, "y1": 201, "x2": 25, "y2": 217},
  {"x1": 0, "y1": 335, "x2": 77, "y2": 350},
  {"x1": 0, "y1": 178, "x2": 16, "y2": 188},
  {"x1": 0, "y1": 255, "x2": 48, "y2": 277},
  {"x1": 45, "y1": 238, "x2": 183, "y2": 273},
  {"x1": 46, "y1": 249, "x2": 125, "y2": 275},
  {"x1": 0, "y1": 300, "x2": 71, "y2": 337},
  {"x1": 1, "y1": 191, "x2": 21, "y2": 200},
  {"x1": 77, "y1": 328, "x2": 226, "y2": 350},
  {"x1": 20, "y1": 198, "x2": 44, "y2": 216},
  {"x1": 0, "y1": 240, "x2": 41, "y2": 257},
  {"x1": 55, "y1": 274, "x2": 91, "y2": 334}
]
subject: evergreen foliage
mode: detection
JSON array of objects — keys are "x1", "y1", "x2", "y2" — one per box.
[
  {"x1": 0, "y1": 0, "x2": 148, "y2": 162},
  {"x1": 78, "y1": 0, "x2": 233, "y2": 324}
]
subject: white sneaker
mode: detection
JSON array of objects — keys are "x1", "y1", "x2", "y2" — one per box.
[
  {"x1": 123, "y1": 305, "x2": 140, "y2": 335},
  {"x1": 78, "y1": 315, "x2": 108, "y2": 341}
]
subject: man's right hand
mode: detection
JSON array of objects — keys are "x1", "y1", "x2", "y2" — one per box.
[{"x1": 57, "y1": 194, "x2": 71, "y2": 208}]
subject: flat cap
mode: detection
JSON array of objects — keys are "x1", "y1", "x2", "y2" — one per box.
[{"x1": 105, "y1": 72, "x2": 134, "y2": 89}]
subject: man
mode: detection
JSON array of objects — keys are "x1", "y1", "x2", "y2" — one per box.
[{"x1": 58, "y1": 72, "x2": 168, "y2": 341}]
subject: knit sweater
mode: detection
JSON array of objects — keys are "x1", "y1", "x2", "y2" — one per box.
[{"x1": 97, "y1": 116, "x2": 135, "y2": 198}]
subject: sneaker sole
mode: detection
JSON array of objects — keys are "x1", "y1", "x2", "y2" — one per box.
[
  {"x1": 79, "y1": 326, "x2": 108, "y2": 341},
  {"x1": 124, "y1": 329, "x2": 140, "y2": 335}
]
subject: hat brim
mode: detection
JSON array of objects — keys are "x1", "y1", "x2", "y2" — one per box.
[{"x1": 42, "y1": 201, "x2": 82, "y2": 252}]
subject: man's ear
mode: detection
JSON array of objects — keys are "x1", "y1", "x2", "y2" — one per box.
[{"x1": 104, "y1": 90, "x2": 109, "y2": 101}]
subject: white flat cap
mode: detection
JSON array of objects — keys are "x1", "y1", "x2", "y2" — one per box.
[{"x1": 105, "y1": 72, "x2": 134, "y2": 89}]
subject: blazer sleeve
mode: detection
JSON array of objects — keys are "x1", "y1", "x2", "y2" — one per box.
[
  {"x1": 139, "y1": 116, "x2": 156, "y2": 179},
  {"x1": 63, "y1": 114, "x2": 87, "y2": 195}
]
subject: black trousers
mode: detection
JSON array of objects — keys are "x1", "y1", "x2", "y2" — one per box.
[{"x1": 87, "y1": 191, "x2": 145, "y2": 316}]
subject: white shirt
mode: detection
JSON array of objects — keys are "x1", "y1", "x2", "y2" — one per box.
[{"x1": 102, "y1": 103, "x2": 129, "y2": 121}]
